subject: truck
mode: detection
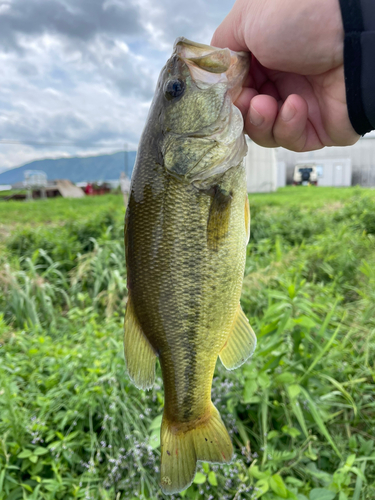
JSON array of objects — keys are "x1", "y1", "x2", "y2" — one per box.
[{"x1": 293, "y1": 164, "x2": 318, "y2": 186}]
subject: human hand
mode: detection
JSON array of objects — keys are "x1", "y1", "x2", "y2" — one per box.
[{"x1": 211, "y1": 0, "x2": 360, "y2": 152}]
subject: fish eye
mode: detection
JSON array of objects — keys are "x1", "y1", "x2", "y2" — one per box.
[{"x1": 164, "y1": 79, "x2": 185, "y2": 100}]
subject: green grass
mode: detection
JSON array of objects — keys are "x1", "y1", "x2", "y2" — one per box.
[
  {"x1": 0, "y1": 194, "x2": 125, "y2": 226},
  {"x1": 0, "y1": 187, "x2": 375, "y2": 500},
  {"x1": 0, "y1": 189, "x2": 27, "y2": 196},
  {"x1": 249, "y1": 186, "x2": 374, "y2": 208},
  {"x1": 2, "y1": 188, "x2": 373, "y2": 227}
]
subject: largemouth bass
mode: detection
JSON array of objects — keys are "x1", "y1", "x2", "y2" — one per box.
[{"x1": 124, "y1": 37, "x2": 256, "y2": 495}]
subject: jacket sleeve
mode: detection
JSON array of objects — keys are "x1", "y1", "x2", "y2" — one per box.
[{"x1": 339, "y1": 0, "x2": 375, "y2": 135}]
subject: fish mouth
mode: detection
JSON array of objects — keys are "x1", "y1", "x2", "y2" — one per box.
[
  {"x1": 161, "y1": 38, "x2": 250, "y2": 190},
  {"x1": 173, "y1": 37, "x2": 250, "y2": 102}
]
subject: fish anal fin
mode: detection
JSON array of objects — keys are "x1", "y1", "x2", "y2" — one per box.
[
  {"x1": 219, "y1": 305, "x2": 256, "y2": 370},
  {"x1": 160, "y1": 403, "x2": 233, "y2": 495},
  {"x1": 124, "y1": 295, "x2": 156, "y2": 390}
]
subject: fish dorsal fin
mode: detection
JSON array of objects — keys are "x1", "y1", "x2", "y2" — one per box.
[
  {"x1": 219, "y1": 304, "x2": 256, "y2": 370},
  {"x1": 124, "y1": 294, "x2": 157, "y2": 390}
]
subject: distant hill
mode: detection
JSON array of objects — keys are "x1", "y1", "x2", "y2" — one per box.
[{"x1": 0, "y1": 151, "x2": 137, "y2": 185}]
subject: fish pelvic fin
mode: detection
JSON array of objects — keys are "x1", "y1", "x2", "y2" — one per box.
[
  {"x1": 124, "y1": 294, "x2": 157, "y2": 390},
  {"x1": 219, "y1": 304, "x2": 257, "y2": 370},
  {"x1": 160, "y1": 403, "x2": 233, "y2": 495}
]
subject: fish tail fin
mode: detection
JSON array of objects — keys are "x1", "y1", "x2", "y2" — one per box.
[
  {"x1": 192, "y1": 403, "x2": 233, "y2": 463},
  {"x1": 160, "y1": 417, "x2": 196, "y2": 495},
  {"x1": 160, "y1": 403, "x2": 233, "y2": 495}
]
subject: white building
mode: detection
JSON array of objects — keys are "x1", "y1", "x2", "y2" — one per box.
[
  {"x1": 277, "y1": 135, "x2": 375, "y2": 187},
  {"x1": 244, "y1": 139, "x2": 284, "y2": 193}
]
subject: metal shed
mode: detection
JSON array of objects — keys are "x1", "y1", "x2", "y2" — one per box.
[
  {"x1": 244, "y1": 139, "x2": 279, "y2": 193},
  {"x1": 8, "y1": 178, "x2": 85, "y2": 200},
  {"x1": 53, "y1": 179, "x2": 85, "y2": 198},
  {"x1": 277, "y1": 134, "x2": 375, "y2": 186},
  {"x1": 293, "y1": 159, "x2": 352, "y2": 187}
]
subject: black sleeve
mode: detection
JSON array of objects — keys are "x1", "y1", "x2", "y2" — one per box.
[{"x1": 339, "y1": 0, "x2": 375, "y2": 135}]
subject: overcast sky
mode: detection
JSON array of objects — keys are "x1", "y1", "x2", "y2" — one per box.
[{"x1": 0, "y1": 0, "x2": 236, "y2": 171}]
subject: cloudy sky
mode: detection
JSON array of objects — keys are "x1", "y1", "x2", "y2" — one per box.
[{"x1": 0, "y1": 0, "x2": 235, "y2": 172}]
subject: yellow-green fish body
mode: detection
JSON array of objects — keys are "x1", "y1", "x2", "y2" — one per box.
[{"x1": 124, "y1": 38, "x2": 256, "y2": 495}]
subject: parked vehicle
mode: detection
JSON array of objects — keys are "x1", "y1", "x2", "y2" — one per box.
[{"x1": 293, "y1": 164, "x2": 318, "y2": 186}]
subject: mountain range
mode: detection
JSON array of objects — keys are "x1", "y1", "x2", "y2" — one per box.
[{"x1": 0, "y1": 151, "x2": 137, "y2": 185}]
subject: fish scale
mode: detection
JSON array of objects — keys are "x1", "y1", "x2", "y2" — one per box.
[{"x1": 124, "y1": 37, "x2": 256, "y2": 494}]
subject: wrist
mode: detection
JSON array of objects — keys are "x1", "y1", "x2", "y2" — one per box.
[{"x1": 339, "y1": 0, "x2": 375, "y2": 134}]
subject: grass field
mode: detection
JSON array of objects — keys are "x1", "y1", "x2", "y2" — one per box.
[
  {"x1": 0, "y1": 194, "x2": 125, "y2": 225},
  {"x1": 1, "y1": 187, "x2": 373, "y2": 226},
  {"x1": 1, "y1": 187, "x2": 375, "y2": 500}
]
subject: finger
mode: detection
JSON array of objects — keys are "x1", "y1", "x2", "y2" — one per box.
[
  {"x1": 242, "y1": 68, "x2": 254, "y2": 89},
  {"x1": 248, "y1": 57, "x2": 280, "y2": 100},
  {"x1": 211, "y1": 4, "x2": 247, "y2": 51},
  {"x1": 273, "y1": 94, "x2": 323, "y2": 151},
  {"x1": 244, "y1": 94, "x2": 279, "y2": 148},
  {"x1": 258, "y1": 80, "x2": 281, "y2": 102},
  {"x1": 250, "y1": 57, "x2": 269, "y2": 90},
  {"x1": 235, "y1": 87, "x2": 258, "y2": 116}
]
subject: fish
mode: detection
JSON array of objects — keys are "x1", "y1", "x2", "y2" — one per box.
[{"x1": 124, "y1": 37, "x2": 256, "y2": 495}]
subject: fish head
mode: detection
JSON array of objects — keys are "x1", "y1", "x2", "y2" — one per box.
[{"x1": 154, "y1": 38, "x2": 250, "y2": 189}]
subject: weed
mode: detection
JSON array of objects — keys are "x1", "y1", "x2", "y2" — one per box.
[{"x1": 1, "y1": 188, "x2": 375, "y2": 499}]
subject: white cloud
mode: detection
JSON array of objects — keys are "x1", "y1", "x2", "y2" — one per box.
[{"x1": 0, "y1": 0, "x2": 234, "y2": 171}]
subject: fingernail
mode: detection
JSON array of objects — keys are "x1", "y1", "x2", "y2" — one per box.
[
  {"x1": 281, "y1": 102, "x2": 297, "y2": 122},
  {"x1": 249, "y1": 105, "x2": 264, "y2": 127}
]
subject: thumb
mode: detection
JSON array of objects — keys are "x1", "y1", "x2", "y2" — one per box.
[{"x1": 211, "y1": 2, "x2": 249, "y2": 51}]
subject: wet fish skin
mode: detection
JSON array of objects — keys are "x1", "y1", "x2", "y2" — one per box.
[{"x1": 124, "y1": 38, "x2": 256, "y2": 494}]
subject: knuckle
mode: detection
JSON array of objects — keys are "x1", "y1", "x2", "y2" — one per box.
[{"x1": 274, "y1": 125, "x2": 306, "y2": 152}]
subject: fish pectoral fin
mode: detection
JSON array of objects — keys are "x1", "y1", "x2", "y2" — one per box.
[
  {"x1": 219, "y1": 304, "x2": 257, "y2": 370},
  {"x1": 207, "y1": 185, "x2": 232, "y2": 251},
  {"x1": 124, "y1": 294, "x2": 157, "y2": 390},
  {"x1": 160, "y1": 403, "x2": 233, "y2": 495}
]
